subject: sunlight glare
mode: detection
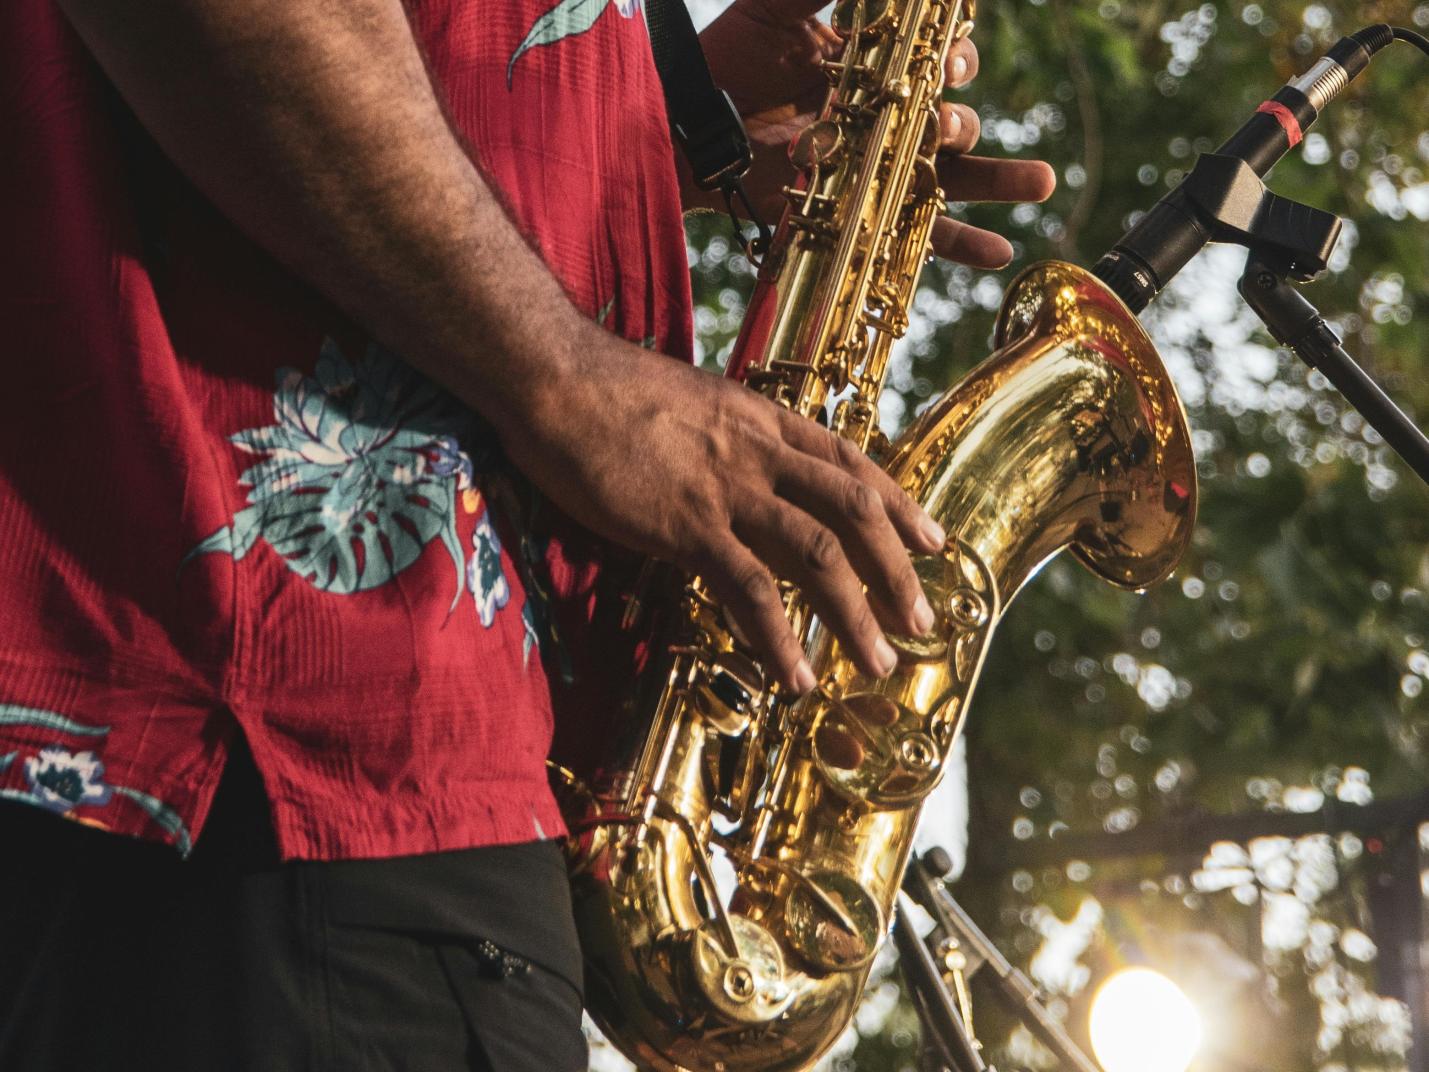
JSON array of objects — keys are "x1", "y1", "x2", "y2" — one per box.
[{"x1": 1089, "y1": 967, "x2": 1203, "y2": 1072}]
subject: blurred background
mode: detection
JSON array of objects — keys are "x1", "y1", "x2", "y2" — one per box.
[{"x1": 597, "y1": 1, "x2": 1429, "y2": 1068}]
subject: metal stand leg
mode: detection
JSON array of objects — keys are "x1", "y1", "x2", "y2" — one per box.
[
  {"x1": 898, "y1": 848, "x2": 1104, "y2": 1072},
  {"x1": 894, "y1": 892, "x2": 987, "y2": 1072},
  {"x1": 1238, "y1": 253, "x2": 1429, "y2": 487}
]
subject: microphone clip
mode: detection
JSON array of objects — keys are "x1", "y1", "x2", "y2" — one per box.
[{"x1": 1179, "y1": 153, "x2": 1343, "y2": 281}]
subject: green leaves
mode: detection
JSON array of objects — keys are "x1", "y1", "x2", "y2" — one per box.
[
  {"x1": 114, "y1": 786, "x2": 193, "y2": 856},
  {"x1": 0, "y1": 704, "x2": 109, "y2": 737},
  {"x1": 507, "y1": 0, "x2": 614, "y2": 88},
  {"x1": 186, "y1": 339, "x2": 475, "y2": 606}
]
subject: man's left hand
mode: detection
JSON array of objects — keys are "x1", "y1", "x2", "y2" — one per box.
[{"x1": 687, "y1": 0, "x2": 1055, "y2": 269}]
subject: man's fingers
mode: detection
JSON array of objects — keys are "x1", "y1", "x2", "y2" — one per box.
[
  {"x1": 944, "y1": 37, "x2": 978, "y2": 88},
  {"x1": 696, "y1": 539, "x2": 815, "y2": 693},
  {"x1": 735, "y1": 501, "x2": 899, "y2": 681},
  {"x1": 771, "y1": 451, "x2": 934, "y2": 637},
  {"x1": 929, "y1": 216, "x2": 1014, "y2": 267},
  {"x1": 775, "y1": 410, "x2": 945, "y2": 554},
  {"x1": 938, "y1": 155, "x2": 1057, "y2": 204},
  {"x1": 938, "y1": 103, "x2": 980, "y2": 153}
]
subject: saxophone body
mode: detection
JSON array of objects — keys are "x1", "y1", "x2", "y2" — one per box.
[{"x1": 557, "y1": 1, "x2": 1198, "y2": 1068}]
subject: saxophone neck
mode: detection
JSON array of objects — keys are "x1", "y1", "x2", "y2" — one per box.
[{"x1": 889, "y1": 262, "x2": 1197, "y2": 600}]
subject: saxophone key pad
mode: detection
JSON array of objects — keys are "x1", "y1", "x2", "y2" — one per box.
[
  {"x1": 887, "y1": 540, "x2": 995, "y2": 662},
  {"x1": 691, "y1": 651, "x2": 764, "y2": 736},
  {"x1": 811, "y1": 691, "x2": 944, "y2": 808},
  {"x1": 789, "y1": 120, "x2": 844, "y2": 171},
  {"x1": 783, "y1": 869, "x2": 882, "y2": 973},
  {"x1": 689, "y1": 916, "x2": 793, "y2": 1024}
]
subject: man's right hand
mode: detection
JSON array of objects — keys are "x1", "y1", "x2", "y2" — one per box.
[{"x1": 496, "y1": 325, "x2": 944, "y2": 693}]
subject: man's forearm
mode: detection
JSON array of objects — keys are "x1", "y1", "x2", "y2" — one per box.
[{"x1": 58, "y1": 0, "x2": 584, "y2": 434}]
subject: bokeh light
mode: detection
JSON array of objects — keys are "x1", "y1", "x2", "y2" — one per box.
[{"x1": 1088, "y1": 968, "x2": 1203, "y2": 1072}]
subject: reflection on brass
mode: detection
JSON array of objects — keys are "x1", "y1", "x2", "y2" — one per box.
[
  {"x1": 690, "y1": 917, "x2": 795, "y2": 1024},
  {"x1": 692, "y1": 650, "x2": 764, "y2": 736},
  {"x1": 812, "y1": 691, "x2": 945, "y2": 808},
  {"x1": 789, "y1": 120, "x2": 844, "y2": 170},
  {"x1": 784, "y1": 869, "x2": 882, "y2": 972},
  {"x1": 555, "y1": 0, "x2": 1197, "y2": 1062},
  {"x1": 833, "y1": 0, "x2": 894, "y2": 34}
]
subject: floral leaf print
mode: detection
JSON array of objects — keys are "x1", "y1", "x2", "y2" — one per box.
[
  {"x1": 0, "y1": 703, "x2": 109, "y2": 737},
  {"x1": 187, "y1": 339, "x2": 477, "y2": 608},
  {"x1": 24, "y1": 747, "x2": 113, "y2": 813},
  {"x1": 114, "y1": 786, "x2": 193, "y2": 856},
  {"x1": 468, "y1": 511, "x2": 511, "y2": 627},
  {"x1": 521, "y1": 602, "x2": 540, "y2": 669},
  {"x1": 0, "y1": 703, "x2": 194, "y2": 852},
  {"x1": 506, "y1": 0, "x2": 641, "y2": 88}
]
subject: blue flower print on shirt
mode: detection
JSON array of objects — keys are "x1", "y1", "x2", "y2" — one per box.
[
  {"x1": 187, "y1": 339, "x2": 477, "y2": 608},
  {"x1": 0, "y1": 704, "x2": 192, "y2": 854},
  {"x1": 24, "y1": 747, "x2": 113, "y2": 813},
  {"x1": 469, "y1": 511, "x2": 511, "y2": 627},
  {"x1": 429, "y1": 435, "x2": 476, "y2": 491}
]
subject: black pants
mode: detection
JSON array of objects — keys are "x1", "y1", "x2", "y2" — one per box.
[{"x1": 0, "y1": 744, "x2": 588, "y2": 1071}]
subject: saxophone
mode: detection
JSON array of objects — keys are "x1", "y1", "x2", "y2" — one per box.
[{"x1": 555, "y1": 1, "x2": 1198, "y2": 1067}]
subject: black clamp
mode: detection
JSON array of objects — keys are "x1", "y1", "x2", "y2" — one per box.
[
  {"x1": 1180, "y1": 153, "x2": 1342, "y2": 280},
  {"x1": 1093, "y1": 152, "x2": 1346, "y2": 309}
]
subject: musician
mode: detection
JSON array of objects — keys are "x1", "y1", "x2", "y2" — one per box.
[{"x1": 0, "y1": 0, "x2": 1051, "y2": 1067}]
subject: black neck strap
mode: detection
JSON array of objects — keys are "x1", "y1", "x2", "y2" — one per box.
[
  {"x1": 643, "y1": 0, "x2": 771, "y2": 257},
  {"x1": 643, "y1": 0, "x2": 752, "y2": 192}
]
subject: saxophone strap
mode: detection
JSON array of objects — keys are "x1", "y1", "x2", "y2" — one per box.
[{"x1": 643, "y1": 0, "x2": 771, "y2": 257}]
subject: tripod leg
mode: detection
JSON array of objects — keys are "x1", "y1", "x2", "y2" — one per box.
[{"x1": 894, "y1": 893, "x2": 988, "y2": 1072}]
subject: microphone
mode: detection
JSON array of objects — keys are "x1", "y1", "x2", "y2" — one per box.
[{"x1": 1093, "y1": 25, "x2": 1399, "y2": 313}]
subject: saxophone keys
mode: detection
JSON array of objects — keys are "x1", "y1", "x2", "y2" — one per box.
[
  {"x1": 946, "y1": 585, "x2": 989, "y2": 630},
  {"x1": 909, "y1": 156, "x2": 941, "y2": 203},
  {"x1": 810, "y1": 692, "x2": 944, "y2": 808},
  {"x1": 881, "y1": 79, "x2": 913, "y2": 103},
  {"x1": 691, "y1": 651, "x2": 765, "y2": 736},
  {"x1": 782, "y1": 868, "x2": 883, "y2": 972},
  {"x1": 831, "y1": 0, "x2": 894, "y2": 35},
  {"x1": 817, "y1": 59, "x2": 878, "y2": 88},
  {"x1": 689, "y1": 917, "x2": 793, "y2": 1023},
  {"x1": 789, "y1": 120, "x2": 844, "y2": 171}
]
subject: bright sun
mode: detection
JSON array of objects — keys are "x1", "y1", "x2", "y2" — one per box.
[{"x1": 1088, "y1": 967, "x2": 1204, "y2": 1072}]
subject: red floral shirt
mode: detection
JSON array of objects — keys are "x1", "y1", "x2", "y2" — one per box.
[{"x1": 0, "y1": 0, "x2": 691, "y2": 858}]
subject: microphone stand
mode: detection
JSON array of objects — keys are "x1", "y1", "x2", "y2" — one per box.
[
  {"x1": 1101, "y1": 149, "x2": 1429, "y2": 487},
  {"x1": 1238, "y1": 252, "x2": 1429, "y2": 485},
  {"x1": 895, "y1": 848, "x2": 1103, "y2": 1072}
]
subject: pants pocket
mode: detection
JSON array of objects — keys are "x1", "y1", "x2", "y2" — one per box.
[{"x1": 434, "y1": 941, "x2": 589, "y2": 1072}]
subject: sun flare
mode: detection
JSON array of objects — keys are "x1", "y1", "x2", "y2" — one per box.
[{"x1": 1089, "y1": 967, "x2": 1204, "y2": 1072}]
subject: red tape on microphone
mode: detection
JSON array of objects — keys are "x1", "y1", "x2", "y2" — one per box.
[{"x1": 1256, "y1": 100, "x2": 1304, "y2": 147}]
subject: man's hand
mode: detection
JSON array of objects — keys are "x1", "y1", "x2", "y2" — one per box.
[
  {"x1": 503, "y1": 329, "x2": 947, "y2": 692},
  {"x1": 691, "y1": 0, "x2": 1056, "y2": 267}
]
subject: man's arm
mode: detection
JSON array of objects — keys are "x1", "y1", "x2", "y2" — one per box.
[{"x1": 57, "y1": 0, "x2": 944, "y2": 691}]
